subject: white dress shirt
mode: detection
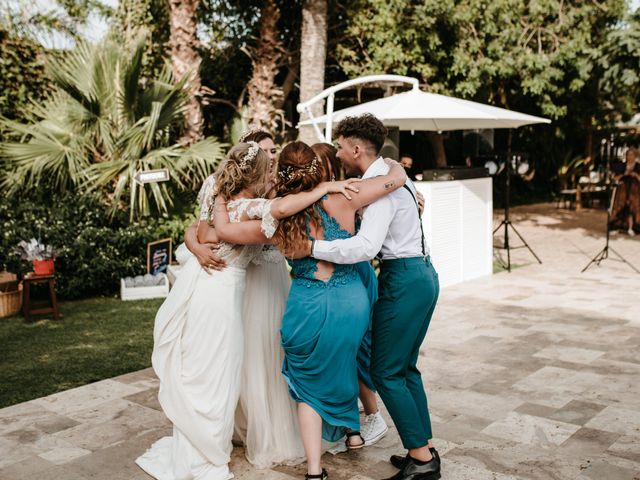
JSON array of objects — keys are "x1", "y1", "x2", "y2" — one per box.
[{"x1": 313, "y1": 157, "x2": 429, "y2": 264}]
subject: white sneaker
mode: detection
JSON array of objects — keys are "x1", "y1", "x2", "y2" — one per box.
[
  {"x1": 361, "y1": 411, "x2": 388, "y2": 446},
  {"x1": 628, "y1": 228, "x2": 636, "y2": 237}
]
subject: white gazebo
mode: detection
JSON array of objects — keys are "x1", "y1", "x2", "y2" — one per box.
[
  {"x1": 617, "y1": 113, "x2": 640, "y2": 132},
  {"x1": 297, "y1": 75, "x2": 550, "y2": 287},
  {"x1": 299, "y1": 80, "x2": 549, "y2": 140}
]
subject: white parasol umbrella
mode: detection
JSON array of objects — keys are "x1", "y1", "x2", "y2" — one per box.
[
  {"x1": 298, "y1": 87, "x2": 550, "y2": 136},
  {"x1": 617, "y1": 113, "x2": 640, "y2": 131}
]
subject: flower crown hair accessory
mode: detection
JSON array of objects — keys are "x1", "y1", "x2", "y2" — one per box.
[
  {"x1": 239, "y1": 128, "x2": 269, "y2": 143},
  {"x1": 278, "y1": 156, "x2": 319, "y2": 182},
  {"x1": 239, "y1": 141, "x2": 260, "y2": 169}
]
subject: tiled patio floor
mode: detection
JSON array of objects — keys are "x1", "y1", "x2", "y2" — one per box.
[{"x1": 1, "y1": 203, "x2": 639, "y2": 480}]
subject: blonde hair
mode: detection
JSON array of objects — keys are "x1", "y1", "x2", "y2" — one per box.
[{"x1": 215, "y1": 142, "x2": 271, "y2": 201}]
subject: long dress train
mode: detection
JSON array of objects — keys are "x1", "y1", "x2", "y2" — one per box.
[
  {"x1": 234, "y1": 247, "x2": 305, "y2": 468},
  {"x1": 136, "y1": 197, "x2": 277, "y2": 480}
]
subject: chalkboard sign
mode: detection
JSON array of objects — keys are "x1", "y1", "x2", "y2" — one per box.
[{"x1": 147, "y1": 238, "x2": 172, "y2": 275}]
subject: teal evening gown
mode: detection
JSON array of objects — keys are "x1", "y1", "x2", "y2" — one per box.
[
  {"x1": 354, "y1": 261, "x2": 377, "y2": 392},
  {"x1": 280, "y1": 203, "x2": 370, "y2": 442}
]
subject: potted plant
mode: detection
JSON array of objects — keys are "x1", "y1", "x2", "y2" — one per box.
[{"x1": 16, "y1": 239, "x2": 57, "y2": 276}]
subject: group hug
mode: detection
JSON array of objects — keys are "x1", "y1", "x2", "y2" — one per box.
[{"x1": 135, "y1": 113, "x2": 441, "y2": 480}]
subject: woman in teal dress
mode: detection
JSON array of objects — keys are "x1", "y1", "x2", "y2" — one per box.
[
  {"x1": 354, "y1": 261, "x2": 377, "y2": 392},
  {"x1": 311, "y1": 143, "x2": 378, "y2": 395},
  {"x1": 270, "y1": 142, "x2": 406, "y2": 480},
  {"x1": 311, "y1": 143, "x2": 381, "y2": 436},
  {"x1": 280, "y1": 211, "x2": 370, "y2": 442}
]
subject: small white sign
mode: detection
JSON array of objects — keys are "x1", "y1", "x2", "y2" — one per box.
[{"x1": 134, "y1": 169, "x2": 170, "y2": 185}]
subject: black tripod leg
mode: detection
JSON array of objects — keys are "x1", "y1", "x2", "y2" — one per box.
[
  {"x1": 506, "y1": 224, "x2": 511, "y2": 272},
  {"x1": 493, "y1": 221, "x2": 507, "y2": 269},
  {"x1": 507, "y1": 222, "x2": 543, "y2": 264},
  {"x1": 582, "y1": 247, "x2": 607, "y2": 272},
  {"x1": 609, "y1": 247, "x2": 640, "y2": 273}
]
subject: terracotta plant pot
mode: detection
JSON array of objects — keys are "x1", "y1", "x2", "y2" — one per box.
[{"x1": 33, "y1": 259, "x2": 55, "y2": 276}]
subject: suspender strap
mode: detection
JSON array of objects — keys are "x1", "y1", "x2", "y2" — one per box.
[{"x1": 403, "y1": 184, "x2": 426, "y2": 257}]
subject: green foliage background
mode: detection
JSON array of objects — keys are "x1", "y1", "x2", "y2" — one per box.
[
  {"x1": 0, "y1": 28, "x2": 51, "y2": 123},
  {"x1": 0, "y1": 0, "x2": 638, "y2": 298},
  {"x1": 0, "y1": 192, "x2": 195, "y2": 299}
]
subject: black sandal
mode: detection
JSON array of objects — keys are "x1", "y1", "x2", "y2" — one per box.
[
  {"x1": 305, "y1": 468, "x2": 328, "y2": 480},
  {"x1": 345, "y1": 431, "x2": 365, "y2": 450}
]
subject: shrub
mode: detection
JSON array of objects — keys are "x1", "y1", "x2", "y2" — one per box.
[{"x1": 0, "y1": 192, "x2": 194, "y2": 299}]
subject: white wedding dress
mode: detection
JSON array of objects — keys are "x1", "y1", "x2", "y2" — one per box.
[
  {"x1": 234, "y1": 246, "x2": 305, "y2": 468},
  {"x1": 135, "y1": 194, "x2": 278, "y2": 480}
]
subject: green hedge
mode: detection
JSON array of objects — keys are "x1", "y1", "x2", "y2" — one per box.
[{"x1": 0, "y1": 192, "x2": 194, "y2": 299}]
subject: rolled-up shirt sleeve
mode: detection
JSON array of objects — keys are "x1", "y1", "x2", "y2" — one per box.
[{"x1": 312, "y1": 196, "x2": 395, "y2": 264}]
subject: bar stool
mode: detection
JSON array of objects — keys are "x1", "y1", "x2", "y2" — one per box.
[{"x1": 23, "y1": 273, "x2": 60, "y2": 321}]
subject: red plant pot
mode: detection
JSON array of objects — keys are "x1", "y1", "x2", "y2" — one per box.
[{"x1": 32, "y1": 259, "x2": 55, "y2": 276}]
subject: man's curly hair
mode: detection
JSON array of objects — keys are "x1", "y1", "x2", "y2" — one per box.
[{"x1": 333, "y1": 113, "x2": 388, "y2": 154}]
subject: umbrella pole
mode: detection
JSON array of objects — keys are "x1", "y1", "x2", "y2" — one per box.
[{"x1": 493, "y1": 129, "x2": 542, "y2": 271}]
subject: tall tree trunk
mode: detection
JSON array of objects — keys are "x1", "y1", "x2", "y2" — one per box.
[
  {"x1": 275, "y1": 62, "x2": 298, "y2": 110},
  {"x1": 427, "y1": 132, "x2": 447, "y2": 167},
  {"x1": 298, "y1": 0, "x2": 327, "y2": 145},
  {"x1": 168, "y1": 0, "x2": 203, "y2": 145},
  {"x1": 246, "y1": 0, "x2": 283, "y2": 132},
  {"x1": 584, "y1": 115, "x2": 593, "y2": 158}
]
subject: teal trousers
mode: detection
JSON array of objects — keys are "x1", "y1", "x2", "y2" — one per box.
[{"x1": 371, "y1": 256, "x2": 439, "y2": 449}]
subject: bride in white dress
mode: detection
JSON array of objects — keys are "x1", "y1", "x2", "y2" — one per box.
[
  {"x1": 136, "y1": 142, "x2": 359, "y2": 480},
  {"x1": 231, "y1": 131, "x2": 305, "y2": 468},
  {"x1": 185, "y1": 130, "x2": 304, "y2": 468}
]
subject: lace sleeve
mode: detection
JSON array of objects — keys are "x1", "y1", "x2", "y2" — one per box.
[
  {"x1": 229, "y1": 198, "x2": 278, "y2": 238},
  {"x1": 197, "y1": 175, "x2": 216, "y2": 221}
]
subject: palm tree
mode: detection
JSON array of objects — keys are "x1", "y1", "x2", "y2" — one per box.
[
  {"x1": 168, "y1": 0, "x2": 203, "y2": 144},
  {"x1": 298, "y1": 0, "x2": 327, "y2": 145},
  {"x1": 0, "y1": 34, "x2": 225, "y2": 221},
  {"x1": 245, "y1": 0, "x2": 284, "y2": 133}
]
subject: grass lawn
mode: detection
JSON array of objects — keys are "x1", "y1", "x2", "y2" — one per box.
[{"x1": 0, "y1": 296, "x2": 163, "y2": 408}]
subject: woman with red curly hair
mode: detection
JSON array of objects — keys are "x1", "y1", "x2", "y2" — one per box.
[{"x1": 269, "y1": 142, "x2": 406, "y2": 480}]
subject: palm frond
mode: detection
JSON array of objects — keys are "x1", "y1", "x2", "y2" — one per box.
[
  {"x1": 2, "y1": 34, "x2": 223, "y2": 221},
  {"x1": 48, "y1": 42, "x2": 102, "y2": 122},
  {"x1": 120, "y1": 35, "x2": 147, "y2": 123}
]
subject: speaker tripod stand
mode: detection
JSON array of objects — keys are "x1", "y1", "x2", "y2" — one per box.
[
  {"x1": 582, "y1": 136, "x2": 639, "y2": 274},
  {"x1": 493, "y1": 146, "x2": 542, "y2": 272},
  {"x1": 581, "y1": 220, "x2": 639, "y2": 273}
]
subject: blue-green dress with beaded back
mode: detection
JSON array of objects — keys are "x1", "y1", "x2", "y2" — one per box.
[{"x1": 280, "y1": 201, "x2": 370, "y2": 442}]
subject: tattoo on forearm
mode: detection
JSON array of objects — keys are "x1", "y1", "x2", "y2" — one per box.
[{"x1": 384, "y1": 181, "x2": 395, "y2": 189}]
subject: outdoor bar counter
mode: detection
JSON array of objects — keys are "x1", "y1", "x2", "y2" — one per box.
[{"x1": 414, "y1": 171, "x2": 493, "y2": 288}]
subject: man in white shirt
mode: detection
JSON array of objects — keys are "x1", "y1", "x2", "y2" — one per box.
[{"x1": 311, "y1": 114, "x2": 441, "y2": 480}]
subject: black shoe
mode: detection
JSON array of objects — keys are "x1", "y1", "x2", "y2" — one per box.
[
  {"x1": 390, "y1": 448, "x2": 439, "y2": 469},
  {"x1": 384, "y1": 455, "x2": 440, "y2": 480},
  {"x1": 305, "y1": 468, "x2": 328, "y2": 480}
]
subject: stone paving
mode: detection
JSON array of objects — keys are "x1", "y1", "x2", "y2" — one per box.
[{"x1": 0, "y1": 203, "x2": 639, "y2": 480}]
